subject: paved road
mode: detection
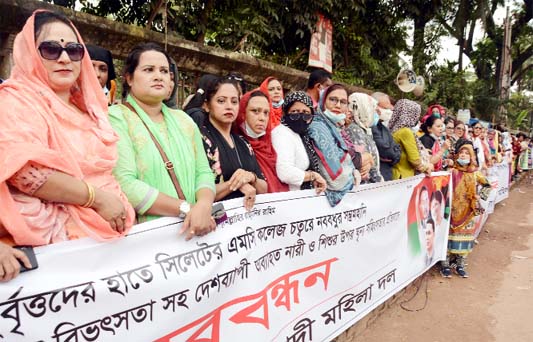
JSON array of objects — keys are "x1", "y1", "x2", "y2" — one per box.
[{"x1": 353, "y1": 177, "x2": 533, "y2": 342}]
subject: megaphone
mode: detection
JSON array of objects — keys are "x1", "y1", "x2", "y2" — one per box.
[
  {"x1": 412, "y1": 75, "x2": 425, "y2": 97},
  {"x1": 396, "y1": 69, "x2": 417, "y2": 93}
]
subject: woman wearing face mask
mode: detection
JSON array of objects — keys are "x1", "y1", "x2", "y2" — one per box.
[
  {"x1": 371, "y1": 92, "x2": 401, "y2": 181},
  {"x1": 345, "y1": 93, "x2": 383, "y2": 183},
  {"x1": 271, "y1": 91, "x2": 327, "y2": 192},
  {"x1": 260, "y1": 77, "x2": 284, "y2": 128},
  {"x1": 420, "y1": 115, "x2": 451, "y2": 171},
  {"x1": 440, "y1": 140, "x2": 491, "y2": 278},
  {"x1": 308, "y1": 84, "x2": 359, "y2": 206},
  {"x1": 389, "y1": 99, "x2": 434, "y2": 179},
  {"x1": 199, "y1": 78, "x2": 268, "y2": 210},
  {"x1": 234, "y1": 89, "x2": 288, "y2": 193}
]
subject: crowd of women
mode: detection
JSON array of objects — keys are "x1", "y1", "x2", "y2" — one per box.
[{"x1": 0, "y1": 10, "x2": 529, "y2": 282}]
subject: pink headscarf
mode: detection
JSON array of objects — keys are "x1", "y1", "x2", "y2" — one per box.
[{"x1": 0, "y1": 10, "x2": 134, "y2": 246}]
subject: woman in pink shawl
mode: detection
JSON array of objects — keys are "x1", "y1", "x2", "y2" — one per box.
[{"x1": 0, "y1": 10, "x2": 134, "y2": 281}]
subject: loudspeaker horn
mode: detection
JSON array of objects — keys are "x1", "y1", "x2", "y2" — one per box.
[
  {"x1": 396, "y1": 69, "x2": 417, "y2": 93},
  {"x1": 412, "y1": 75, "x2": 425, "y2": 97}
]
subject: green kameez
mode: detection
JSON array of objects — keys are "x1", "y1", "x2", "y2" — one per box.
[{"x1": 109, "y1": 95, "x2": 215, "y2": 222}]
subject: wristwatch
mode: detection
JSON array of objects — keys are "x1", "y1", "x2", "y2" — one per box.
[{"x1": 179, "y1": 201, "x2": 191, "y2": 218}]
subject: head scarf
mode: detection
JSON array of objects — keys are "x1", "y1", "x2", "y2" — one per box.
[
  {"x1": 282, "y1": 90, "x2": 314, "y2": 115},
  {"x1": 308, "y1": 86, "x2": 354, "y2": 206},
  {"x1": 389, "y1": 99, "x2": 421, "y2": 133},
  {"x1": 389, "y1": 99, "x2": 428, "y2": 163},
  {"x1": 0, "y1": 10, "x2": 133, "y2": 245},
  {"x1": 454, "y1": 140, "x2": 478, "y2": 171},
  {"x1": 422, "y1": 104, "x2": 445, "y2": 123},
  {"x1": 86, "y1": 44, "x2": 116, "y2": 87},
  {"x1": 235, "y1": 89, "x2": 288, "y2": 193},
  {"x1": 260, "y1": 76, "x2": 284, "y2": 128},
  {"x1": 348, "y1": 92, "x2": 378, "y2": 133}
]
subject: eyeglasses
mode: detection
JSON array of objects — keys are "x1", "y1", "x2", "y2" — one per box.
[
  {"x1": 327, "y1": 96, "x2": 348, "y2": 107},
  {"x1": 455, "y1": 127, "x2": 465, "y2": 131},
  {"x1": 38, "y1": 41, "x2": 85, "y2": 61},
  {"x1": 287, "y1": 112, "x2": 313, "y2": 121},
  {"x1": 446, "y1": 126, "x2": 454, "y2": 130}
]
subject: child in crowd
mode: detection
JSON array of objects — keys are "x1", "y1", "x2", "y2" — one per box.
[{"x1": 441, "y1": 140, "x2": 491, "y2": 278}]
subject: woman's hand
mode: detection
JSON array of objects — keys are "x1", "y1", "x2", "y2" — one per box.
[
  {"x1": 445, "y1": 159, "x2": 454, "y2": 167},
  {"x1": 424, "y1": 163, "x2": 434, "y2": 177},
  {"x1": 180, "y1": 201, "x2": 216, "y2": 241},
  {"x1": 239, "y1": 183, "x2": 257, "y2": 211},
  {"x1": 93, "y1": 188, "x2": 128, "y2": 233},
  {"x1": 442, "y1": 139, "x2": 451, "y2": 151},
  {"x1": 0, "y1": 243, "x2": 31, "y2": 282},
  {"x1": 311, "y1": 171, "x2": 327, "y2": 194},
  {"x1": 228, "y1": 169, "x2": 255, "y2": 191},
  {"x1": 360, "y1": 153, "x2": 374, "y2": 180}
]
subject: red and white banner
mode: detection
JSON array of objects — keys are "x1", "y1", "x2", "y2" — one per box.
[
  {"x1": 308, "y1": 13, "x2": 333, "y2": 73},
  {"x1": 0, "y1": 174, "x2": 453, "y2": 341}
]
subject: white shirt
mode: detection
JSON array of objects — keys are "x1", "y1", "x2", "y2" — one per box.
[
  {"x1": 473, "y1": 136, "x2": 486, "y2": 168},
  {"x1": 271, "y1": 124, "x2": 310, "y2": 191}
]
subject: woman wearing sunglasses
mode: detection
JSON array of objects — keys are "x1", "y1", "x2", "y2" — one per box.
[
  {"x1": 271, "y1": 91, "x2": 327, "y2": 192},
  {"x1": 0, "y1": 11, "x2": 134, "y2": 281}
]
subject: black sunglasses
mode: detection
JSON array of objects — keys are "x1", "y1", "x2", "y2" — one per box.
[
  {"x1": 287, "y1": 113, "x2": 313, "y2": 121},
  {"x1": 38, "y1": 41, "x2": 85, "y2": 62}
]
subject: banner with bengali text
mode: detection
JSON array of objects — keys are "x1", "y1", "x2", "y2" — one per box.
[{"x1": 1, "y1": 174, "x2": 453, "y2": 342}]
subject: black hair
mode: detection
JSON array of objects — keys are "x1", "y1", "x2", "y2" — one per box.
[
  {"x1": 122, "y1": 42, "x2": 171, "y2": 98},
  {"x1": 430, "y1": 190, "x2": 443, "y2": 205},
  {"x1": 34, "y1": 11, "x2": 77, "y2": 40},
  {"x1": 307, "y1": 69, "x2": 332, "y2": 89},
  {"x1": 184, "y1": 74, "x2": 219, "y2": 111},
  {"x1": 320, "y1": 83, "x2": 347, "y2": 111},
  {"x1": 204, "y1": 77, "x2": 240, "y2": 106},
  {"x1": 419, "y1": 185, "x2": 428, "y2": 199},
  {"x1": 249, "y1": 90, "x2": 268, "y2": 101},
  {"x1": 426, "y1": 218, "x2": 435, "y2": 231},
  {"x1": 421, "y1": 115, "x2": 442, "y2": 134},
  {"x1": 444, "y1": 117, "x2": 455, "y2": 127},
  {"x1": 226, "y1": 71, "x2": 247, "y2": 94}
]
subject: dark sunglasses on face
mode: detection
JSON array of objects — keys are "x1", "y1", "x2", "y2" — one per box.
[
  {"x1": 287, "y1": 112, "x2": 313, "y2": 121},
  {"x1": 38, "y1": 41, "x2": 85, "y2": 62}
]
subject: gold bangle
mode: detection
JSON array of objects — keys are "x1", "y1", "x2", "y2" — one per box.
[{"x1": 82, "y1": 181, "x2": 95, "y2": 208}]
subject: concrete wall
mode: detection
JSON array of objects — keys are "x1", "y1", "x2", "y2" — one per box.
[{"x1": 0, "y1": 0, "x2": 371, "y2": 94}]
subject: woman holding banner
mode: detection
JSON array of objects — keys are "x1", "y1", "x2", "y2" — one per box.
[
  {"x1": 271, "y1": 91, "x2": 327, "y2": 192},
  {"x1": 109, "y1": 42, "x2": 217, "y2": 240},
  {"x1": 308, "y1": 84, "x2": 360, "y2": 206},
  {"x1": 389, "y1": 99, "x2": 433, "y2": 179},
  {"x1": 234, "y1": 89, "x2": 289, "y2": 193},
  {"x1": 0, "y1": 11, "x2": 135, "y2": 281},
  {"x1": 198, "y1": 77, "x2": 268, "y2": 210}
]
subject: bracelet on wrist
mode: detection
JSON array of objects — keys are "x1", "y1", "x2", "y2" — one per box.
[{"x1": 82, "y1": 181, "x2": 95, "y2": 208}]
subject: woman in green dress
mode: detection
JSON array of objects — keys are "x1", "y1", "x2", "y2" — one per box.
[{"x1": 109, "y1": 43, "x2": 216, "y2": 240}]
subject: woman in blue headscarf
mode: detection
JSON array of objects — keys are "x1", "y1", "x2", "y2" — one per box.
[{"x1": 308, "y1": 84, "x2": 360, "y2": 206}]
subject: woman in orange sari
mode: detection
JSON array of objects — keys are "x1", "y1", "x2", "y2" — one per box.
[{"x1": 0, "y1": 10, "x2": 134, "y2": 281}]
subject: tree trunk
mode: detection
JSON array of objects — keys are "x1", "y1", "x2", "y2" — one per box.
[
  {"x1": 196, "y1": 0, "x2": 215, "y2": 44},
  {"x1": 412, "y1": 16, "x2": 428, "y2": 74}
]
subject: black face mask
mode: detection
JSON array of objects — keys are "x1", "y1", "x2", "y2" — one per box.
[{"x1": 282, "y1": 113, "x2": 313, "y2": 134}]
